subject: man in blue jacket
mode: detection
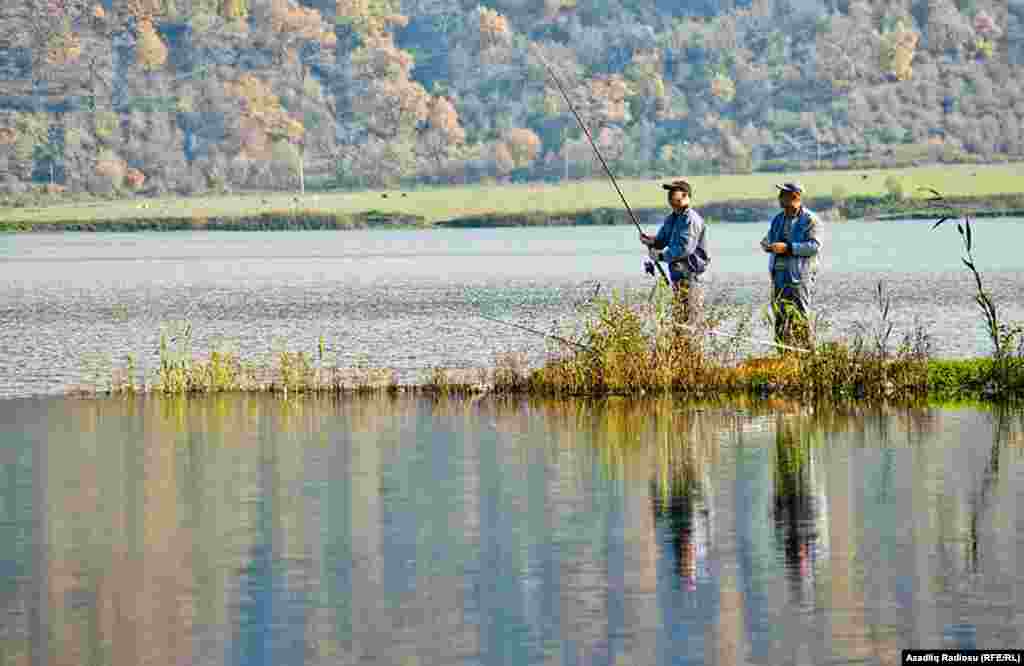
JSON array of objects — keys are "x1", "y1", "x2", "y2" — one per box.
[
  {"x1": 640, "y1": 179, "x2": 710, "y2": 325},
  {"x1": 760, "y1": 182, "x2": 822, "y2": 349}
]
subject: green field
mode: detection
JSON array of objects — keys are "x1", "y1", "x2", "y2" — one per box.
[{"x1": 3, "y1": 162, "x2": 1023, "y2": 228}]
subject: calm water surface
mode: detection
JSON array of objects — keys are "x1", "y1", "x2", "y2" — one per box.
[
  {"x1": 0, "y1": 394, "x2": 1022, "y2": 665},
  {"x1": 2, "y1": 219, "x2": 1024, "y2": 398}
]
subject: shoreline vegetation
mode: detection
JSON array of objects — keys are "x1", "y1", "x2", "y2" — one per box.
[
  {"x1": 3, "y1": 164, "x2": 1024, "y2": 232},
  {"x1": 68, "y1": 280, "x2": 1024, "y2": 404}
]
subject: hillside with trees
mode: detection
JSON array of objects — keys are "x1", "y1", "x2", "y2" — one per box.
[{"x1": 0, "y1": 0, "x2": 1022, "y2": 198}]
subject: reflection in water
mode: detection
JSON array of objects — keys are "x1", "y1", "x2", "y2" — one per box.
[
  {"x1": 0, "y1": 394, "x2": 1021, "y2": 665},
  {"x1": 772, "y1": 412, "x2": 828, "y2": 603},
  {"x1": 650, "y1": 415, "x2": 713, "y2": 593}
]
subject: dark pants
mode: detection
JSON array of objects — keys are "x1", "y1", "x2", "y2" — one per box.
[{"x1": 771, "y1": 271, "x2": 812, "y2": 349}]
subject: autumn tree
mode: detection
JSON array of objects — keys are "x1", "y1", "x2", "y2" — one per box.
[
  {"x1": 135, "y1": 18, "x2": 168, "y2": 71},
  {"x1": 336, "y1": 0, "x2": 405, "y2": 39},
  {"x1": 880, "y1": 21, "x2": 920, "y2": 81},
  {"x1": 1, "y1": 0, "x2": 89, "y2": 97},
  {"x1": 718, "y1": 129, "x2": 752, "y2": 173},
  {"x1": 418, "y1": 96, "x2": 466, "y2": 175},
  {"x1": 2, "y1": 114, "x2": 48, "y2": 181},
  {"x1": 477, "y1": 6, "x2": 512, "y2": 64},
  {"x1": 594, "y1": 125, "x2": 625, "y2": 163},
  {"x1": 111, "y1": 0, "x2": 169, "y2": 21},
  {"x1": 223, "y1": 74, "x2": 305, "y2": 189},
  {"x1": 351, "y1": 77, "x2": 430, "y2": 140},
  {"x1": 478, "y1": 7, "x2": 510, "y2": 49},
  {"x1": 220, "y1": 0, "x2": 248, "y2": 20},
  {"x1": 286, "y1": 2, "x2": 338, "y2": 188},
  {"x1": 623, "y1": 49, "x2": 666, "y2": 116},
  {"x1": 92, "y1": 147, "x2": 127, "y2": 192},
  {"x1": 709, "y1": 74, "x2": 736, "y2": 103},
  {"x1": 500, "y1": 127, "x2": 541, "y2": 170},
  {"x1": 44, "y1": 17, "x2": 83, "y2": 66},
  {"x1": 586, "y1": 75, "x2": 633, "y2": 126},
  {"x1": 347, "y1": 27, "x2": 431, "y2": 147},
  {"x1": 814, "y1": 14, "x2": 878, "y2": 87},
  {"x1": 492, "y1": 140, "x2": 515, "y2": 176}
]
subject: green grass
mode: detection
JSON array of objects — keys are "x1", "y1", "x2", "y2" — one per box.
[
  {"x1": 4, "y1": 162, "x2": 1024, "y2": 229},
  {"x1": 81, "y1": 284, "x2": 1023, "y2": 402}
]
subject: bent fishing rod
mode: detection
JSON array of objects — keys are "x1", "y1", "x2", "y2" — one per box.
[{"x1": 538, "y1": 56, "x2": 671, "y2": 287}]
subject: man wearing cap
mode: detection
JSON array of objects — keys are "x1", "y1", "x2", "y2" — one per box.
[
  {"x1": 640, "y1": 179, "x2": 710, "y2": 325},
  {"x1": 760, "y1": 181, "x2": 822, "y2": 349}
]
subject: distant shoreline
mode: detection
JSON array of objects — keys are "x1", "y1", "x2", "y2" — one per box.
[
  {"x1": 2, "y1": 195, "x2": 1023, "y2": 233},
  {"x1": 2, "y1": 163, "x2": 1023, "y2": 232}
]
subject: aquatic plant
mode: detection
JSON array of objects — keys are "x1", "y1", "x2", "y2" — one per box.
[{"x1": 925, "y1": 188, "x2": 1024, "y2": 397}]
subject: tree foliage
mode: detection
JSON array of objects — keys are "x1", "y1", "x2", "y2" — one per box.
[
  {"x1": 3, "y1": 0, "x2": 1024, "y2": 193},
  {"x1": 135, "y1": 18, "x2": 168, "y2": 70},
  {"x1": 880, "y1": 21, "x2": 919, "y2": 81}
]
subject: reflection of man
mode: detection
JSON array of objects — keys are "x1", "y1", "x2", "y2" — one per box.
[
  {"x1": 678, "y1": 506, "x2": 711, "y2": 592},
  {"x1": 652, "y1": 466, "x2": 713, "y2": 592},
  {"x1": 760, "y1": 182, "x2": 822, "y2": 348},
  {"x1": 772, "y1": 420, "x2": 828, "y2": 597}
]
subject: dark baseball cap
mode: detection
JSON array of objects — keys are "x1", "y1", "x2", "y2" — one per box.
[
  {"x1": 662, "y1": 179, "x2": 692, "y2": 195},
  {"x1": 776, "y1": 182, "x2": 804, "y2": 194}
]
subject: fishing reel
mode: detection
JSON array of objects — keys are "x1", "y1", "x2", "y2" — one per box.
[{"x1": 643, "y1": 259, "x2": 656, "y2": 277}]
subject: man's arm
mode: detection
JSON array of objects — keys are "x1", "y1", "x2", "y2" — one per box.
[
  {"x1": 761, "y1": 214, "x2": 776, "y2": 252},
  {"x1": 651, "y1": 218, "x2": 672, "y2": 250},
  {"x1": 789, "y1": 214, "x2": 821, "y2": 256}
]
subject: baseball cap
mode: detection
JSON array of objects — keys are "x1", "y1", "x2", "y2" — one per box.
[
  {"x1": 776, "y1": 182, "x2": 804, "y2": 194},
  {"x1": 662, "y1": 179, "x2": 692, "y2": 195}
]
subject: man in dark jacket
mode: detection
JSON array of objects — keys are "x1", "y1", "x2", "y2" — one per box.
[
  {"x1": 760, "y1": 182, "x2": 823, "y2": 349},
  {"x1": 640, "y1": 179, "x2": 710, "y2": 326}
]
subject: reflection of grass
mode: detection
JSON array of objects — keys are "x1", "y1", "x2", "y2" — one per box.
[{"x1": 6, "y1": 163, "x2": 1023, "y2": 229}]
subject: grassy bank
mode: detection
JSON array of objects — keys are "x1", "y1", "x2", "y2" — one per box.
[
  {"x1": 74, "y1": 285, "x2": 1024, "y2": 404},
  {"x1": 4, "y1": 162, "x2": 1024, "y2": 232}
]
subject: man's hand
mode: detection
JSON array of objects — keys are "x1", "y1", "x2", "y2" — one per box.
[
  {"x1": 769, "y1": 242, "x2": 788, "y2": 254},
  {"x1": 648, "y1": 246, "x2": 662, "y2": 261},
  {"x1": 639, "y1": 232, "x2": 655, "y2": 247}
]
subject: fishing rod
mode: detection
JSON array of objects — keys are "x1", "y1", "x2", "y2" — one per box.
[
  {"x1": 537, "y1": 55, "x2": 671, "y2": 287},
  {"x1": 475, "y1": 313, "x2": 595, "y2": 353}
]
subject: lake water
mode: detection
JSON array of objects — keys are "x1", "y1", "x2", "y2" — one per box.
[
  {"x1": 0, "y1": 394, "x2": 1022, "y2": 665},
  {"x1": 2, "y1": 219, "x2": 1024, "y2": 398}
]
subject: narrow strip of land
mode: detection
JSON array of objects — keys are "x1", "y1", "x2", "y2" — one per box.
[{"x1": 2, "y1": 163, "x2": 1023, "y2": 231}]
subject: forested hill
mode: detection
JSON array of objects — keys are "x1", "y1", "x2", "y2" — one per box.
[{"x1": 1, "y1": 0, "x2": 1022, "y2": 197}]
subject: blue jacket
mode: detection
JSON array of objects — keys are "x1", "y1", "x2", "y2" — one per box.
[
  {"x1": 652, "y1": 207, "x2": 709, "y2": 283},
  {"x1": 761, "y1": 208, "x2": 822, "y2": 284}
]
